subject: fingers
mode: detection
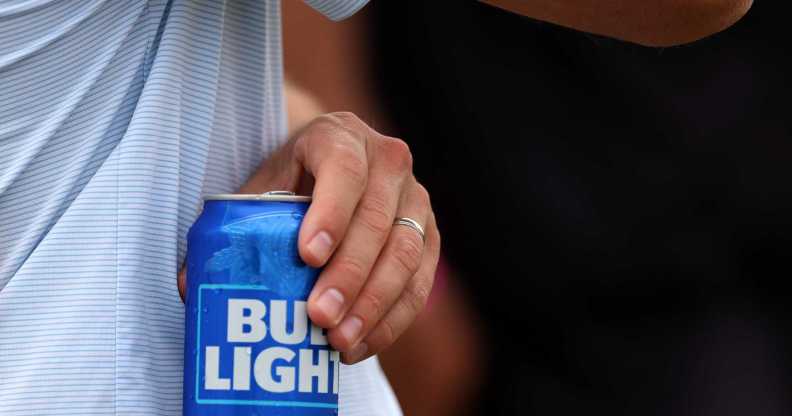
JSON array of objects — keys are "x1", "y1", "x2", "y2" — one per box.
[
  {"x1": 307, "y1": 136, "x2": 414, "y2": 328},
  {"x1": 294, "y1": 113, "x2": 372, "y2": 267},
  {"x1": 326, "y1": 183, "x2": 435, "y2": 358},
  {"x1": 343, "y1": 210, "x2": 440, "y2": 364},
  {"x1": 218, "y1": 111, "x2": 438, "y2": 360}
]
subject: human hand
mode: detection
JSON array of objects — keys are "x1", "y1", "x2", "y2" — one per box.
[{"x1": 179, "y1": 112, "x2": 440, "y2": 364}]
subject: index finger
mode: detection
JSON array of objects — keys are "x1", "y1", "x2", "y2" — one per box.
[{"x1": 294, "y1": 113, "x2": 371, "y2": 267}]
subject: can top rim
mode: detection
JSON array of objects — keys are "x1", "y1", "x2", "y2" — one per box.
[{"x1": 204, "y1": 192, "x2": 311, "y2": 202}]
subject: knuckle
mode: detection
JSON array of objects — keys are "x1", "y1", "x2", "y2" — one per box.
[
  {"x1": 305, "y1": 115, "x2": 339, "y2": 138},
  {"x1": 332, "y1": 143, "x2": 368, "y2": 189},
  {"x1": 327, "y1": 129, "x2": 365, "y2": 156},
  {"x1": 327, "y1": 111, "x2": 364, "y2": 128},
  {"x1": 380, "y1": 137, "x2": 413, "y2": 172},
  {"x1": 333, "y1": 255, "x2": 367, "y2": 287},
  {"x1": 390, "y1": 233, "x2": 424, "y2": 276},
  {"x1": 426, "y1": 211, "x2": 440, "y2": 250},
  {"x1": 432, "y1": 225, "x2": 441, "y2": 251},
  {"x1": 357, "y1": 193, "x2": 393, "y2": 237},
  {"x1": 292, "y1": 132, "x2": 314, "y2": 160},
  {"x1": 374, "y1": 318, "x2": 397, "y2": 349},
  {"x1": 413, "y1": 182, "x2": 431, "y2": 207},
  {"x1": 359, "y1": 291, "x2": 386, "y2": 323},
  {"x1": 309, "y1": 113, "x2": 366, "y2": 145},
  {"x1": 403, "y1": 281, "x2": 431, "y2": 316},
  {"x1": 313, "y1": 112, "x2": 367, "y2": 143}
]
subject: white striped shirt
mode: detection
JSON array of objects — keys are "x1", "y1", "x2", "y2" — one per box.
[{"x1": 0, "y1": 0, "x2": 401, "y2": 414}]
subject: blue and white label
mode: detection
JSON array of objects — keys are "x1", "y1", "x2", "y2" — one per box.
[{"x1": 196, "y1": 284, "x2": 339, "y2": 408}]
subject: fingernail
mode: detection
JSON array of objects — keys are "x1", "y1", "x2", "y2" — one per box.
[
  {"x1": 346, "y1": 342, "x2": 369, "y2": 363},
  {"x1": 316, "y1": 288, "x2": 345, "y2": 324},
  {"x1": 338, "y1": 315, "x2": 363, "y2": 346},
  {"x1": 307, "y1": 231, "x2": 333, "y2": 264}
]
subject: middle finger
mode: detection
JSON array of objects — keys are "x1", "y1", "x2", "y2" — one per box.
[{"x1": 307, "y1": 137, "x2": 412, "y2": 329}]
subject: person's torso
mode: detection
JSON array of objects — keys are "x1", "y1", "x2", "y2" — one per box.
[{"x1": 0, "y1": 1, "x2": 399, "y2": 415}]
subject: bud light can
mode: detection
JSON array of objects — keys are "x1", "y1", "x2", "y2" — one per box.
[{"x1": 183, "y1": 192, "x2": 339, "y2": 415}]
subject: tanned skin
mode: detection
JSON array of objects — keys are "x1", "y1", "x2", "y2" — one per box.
[{"x1": 481, "y1": 0, "x2": 753, "y2": 46}]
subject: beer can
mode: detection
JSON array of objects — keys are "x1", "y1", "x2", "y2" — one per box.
[{"x1": 183, "y1": 192, "x2": 339, "y2": 415}]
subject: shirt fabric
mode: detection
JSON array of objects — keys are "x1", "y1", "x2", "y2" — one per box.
[{"x1": 0, "y1": 0, "x2": 401, "y2": 414}]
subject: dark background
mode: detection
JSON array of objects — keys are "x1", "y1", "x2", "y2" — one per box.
[{"x1": 369, "y1": 1, "x2": 792, "y2": 414}]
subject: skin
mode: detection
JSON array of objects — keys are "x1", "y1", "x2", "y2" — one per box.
[
  {"x1": 178, "y1": 109, "x2": 441, "y2": 365},
  {"x1": 176, "y1": 0, "x2": 752, "y2": 369},
  {"x1": 481, "y1": 0, "x2": 754, "y2": 46},
  {"x1": 280, "y1": 3, "x2": 485, "y2": 409}
]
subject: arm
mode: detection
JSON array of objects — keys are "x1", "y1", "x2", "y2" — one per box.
[{"x1": 481, "y1": 0, "x2": 753, "y2": 46}]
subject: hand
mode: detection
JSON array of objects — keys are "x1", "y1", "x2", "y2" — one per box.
[{"x1": 179, "y1": 112, "x2": 440, "y2": 364}]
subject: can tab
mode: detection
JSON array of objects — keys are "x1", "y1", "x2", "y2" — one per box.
[{"x1": 263, "y1": 191, "x2": 296, "y2": 196}]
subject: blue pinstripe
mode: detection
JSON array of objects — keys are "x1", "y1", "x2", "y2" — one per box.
[{"x1": 1, "y1": 0, "x2": 400, "y2": 415}]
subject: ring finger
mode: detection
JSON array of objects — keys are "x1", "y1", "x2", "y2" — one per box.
[
  {"x1": 327, "y1": 179, "x2": 431, "y2": 352},
  {"x1": 345, "y1": 210, "x2": 440, "y2": 363}
]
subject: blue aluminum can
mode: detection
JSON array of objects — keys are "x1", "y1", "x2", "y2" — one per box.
[{"x1": 183, "y1": 192, "x2": 339, "y2": 415}]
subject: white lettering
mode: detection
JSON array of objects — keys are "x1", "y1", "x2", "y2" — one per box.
[
  {"x1": 299, "y1": 349, "x2": 329, "y2": 393},
  {"x1": 254, "y1": 347, "x2": 296, "y2": 393},
  {"x1": 227, "y1": 299, "x2": 267, "y2": 343},
  {"x1": 330, "y1": 350, "x2": 341, "y2": 394},
  {"x1": 311, "y1": 323, "x2": 328, "y2": 346},
  {"x1": 233, "y1": 346, "x2": 251, "y2": 390},
  {"x1": 205, "y1": 346, "x2": 230, "y2": 390},
  {"x1": 207, "y1": 298, "x2": 340, "y2": 394},
  {"x1": 270, "y1": 300, "x2": 308, "y2": 345}
]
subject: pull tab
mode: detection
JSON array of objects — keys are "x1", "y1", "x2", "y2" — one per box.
[{"x1": 262, "y1": 191, "x2": 296, "y2": 196}]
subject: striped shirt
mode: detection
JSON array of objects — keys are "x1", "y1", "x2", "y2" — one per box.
[{"x1": 0, "y1": 0, "x2": 401, "y2": 414}]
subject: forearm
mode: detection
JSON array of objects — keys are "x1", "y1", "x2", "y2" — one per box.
[{"x1": 481, "y1": 0, "x2": 753, "y2": 46}]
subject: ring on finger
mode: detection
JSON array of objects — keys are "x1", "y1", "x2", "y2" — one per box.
[{"x1": 393, "y1": 217, "x2": 425, "y2": 243}]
